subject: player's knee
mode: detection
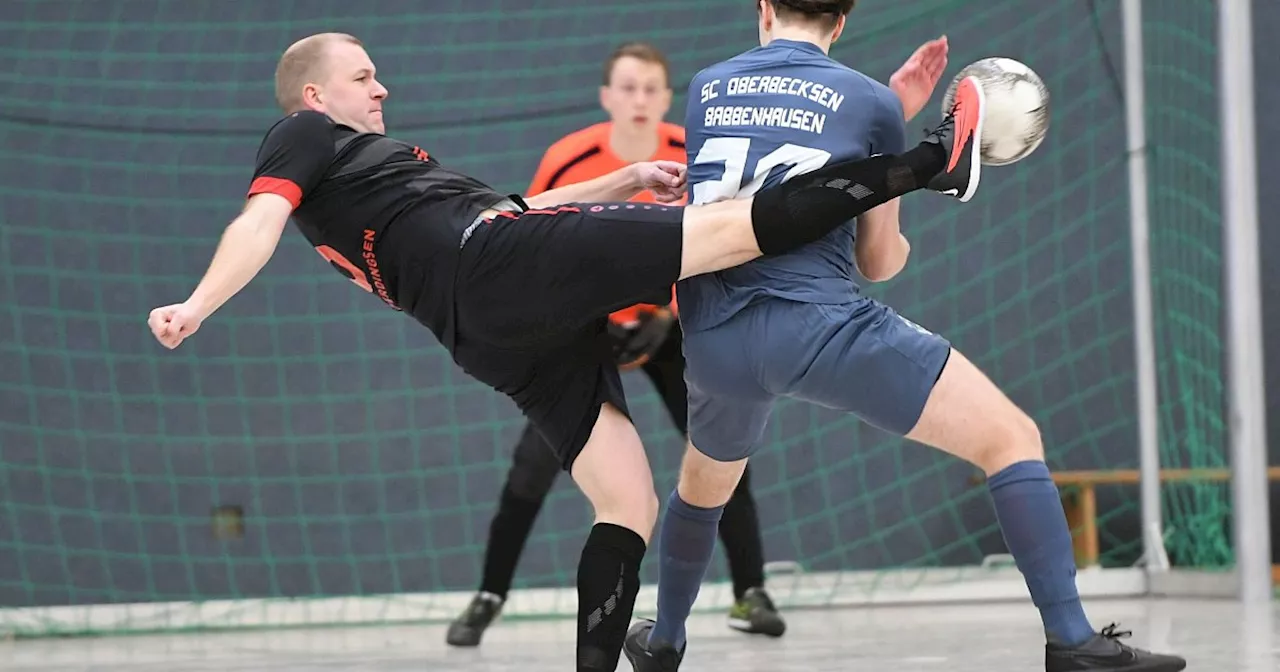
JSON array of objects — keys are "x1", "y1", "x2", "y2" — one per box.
[
  {"x1": 676, "y1": 441, "x2": 746, "y2": 509},
  {"x1": 679, "y1": 200, "x2": 760, "y2": 280},
  {"x1": 628, "y1": 479, "x2": 661, "y2": 521},
  {"x1": 588, "y1": 475, "x2": 659, "y2": 539},
  {"x1": 598, "y1": 476, "x2": 658, "y2": 534},
  {"x1": 611, "y1": 486, "x2": 660, "y2": 536},
  {"x1": 508, "y1": 464, "x2": 558, "y2": 502},
  {"x1": 1018, "y1": 413, "x2": 1044, "y2": 459},
  {"x1": 642, "y1": 487, "x2": 661, "y2": 529},
  {"x1": 507, "y1": 428, "x2": 562, "y2": 500},
  {"x1": 977, "y1": 409, "x2": 1044, "y2": 473},
  {"x1": 600, "y1": 451, "x2": 659, "y2": 502}
]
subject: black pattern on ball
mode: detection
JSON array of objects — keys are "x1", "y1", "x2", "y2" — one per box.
[{"x1": 941, "y1": 57, "x2": 1050, "y2": 166}]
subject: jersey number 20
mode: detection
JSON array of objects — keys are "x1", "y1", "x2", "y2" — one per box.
[{"x1": 690, "y1": 137, "x2": 832, "y2": 206}]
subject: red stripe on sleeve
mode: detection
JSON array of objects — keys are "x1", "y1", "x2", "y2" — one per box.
[{"x1": 248, "y1": 176, "x2": 302, "y2": 209}]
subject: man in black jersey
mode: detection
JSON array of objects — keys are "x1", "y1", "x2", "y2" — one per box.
[{"x1": 146, "y1": 32, "x2": 985, "y2": 671}]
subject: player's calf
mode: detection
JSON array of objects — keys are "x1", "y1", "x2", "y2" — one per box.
[
  {"x1": 570, "y1": 404, "x2": 660, "y2": 671},
  {"x1": 906, "y1": 350, "x2": 1185, "y2": 670},
  {"x1": 627, "y1": 443, "x2": 746, "y2": 671}
]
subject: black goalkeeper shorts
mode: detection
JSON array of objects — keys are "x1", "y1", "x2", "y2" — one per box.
[{"x1": 450, "y1": 202, "x2": 685, "y2": 470}]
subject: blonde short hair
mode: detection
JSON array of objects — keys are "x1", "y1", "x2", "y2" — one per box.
[{"x1": 274, "y1": 32, "x2": 364, "y2": 113}]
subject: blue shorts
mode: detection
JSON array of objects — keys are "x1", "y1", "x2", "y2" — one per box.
[{"x1": 682, "y1": 298, "x2": 951, "y2": 462}]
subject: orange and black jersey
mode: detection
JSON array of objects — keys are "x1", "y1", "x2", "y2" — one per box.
[
  {"x1": 247, "y1": 110, "x2": 512, "y2": 341},
  {"x1": 528, "y1": 122, "x2": 686, "y2": 202},
  {"x1": 527, "y1": 122, "x2": 686, "y2": 324}
]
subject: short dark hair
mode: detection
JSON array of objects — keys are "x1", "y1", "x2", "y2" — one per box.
[
  {"x1": 762, "y1": 0, "x2": 856, "y2": 31},
  {"x1": 602, "y1": 42, "x2": 671, "y2": 86}
]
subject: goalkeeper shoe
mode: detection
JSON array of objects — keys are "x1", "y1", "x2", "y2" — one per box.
[
  {"x1": 727, "y1": 587, "x2": 786, "y2": 637},
  {"x1": 445, "y1": 591, "x2": 503, "y2": 647}
]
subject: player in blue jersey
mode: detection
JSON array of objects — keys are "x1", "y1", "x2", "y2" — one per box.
[{"x1": 623, "y1": 2, "x2": 1187, "y2": 672}]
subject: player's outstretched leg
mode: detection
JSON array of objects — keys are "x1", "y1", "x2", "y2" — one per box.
[
  {"x1": 906, "y1": 349, "x2": 1186, "y2": 672},
  {"x1": 446, "y1": 423, "x2": 561, "y2": 647},
  {"x1": 676, "y1": 76, "x2": 985, "y2": 282}
]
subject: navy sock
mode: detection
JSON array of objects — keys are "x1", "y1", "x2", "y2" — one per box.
[
  {"x1": 648, "y1": 490, "x2": 724, "y2": 649},
  {"x1": 988, "y1": 460, "x2": 1095, "y2": 646}
]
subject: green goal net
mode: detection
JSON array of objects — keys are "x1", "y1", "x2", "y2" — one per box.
[
  {"x1": 1140, "y1": 0, "x2": 1231, "y2": 570},
  {"x1": 0, "y1": 0, "x2": 1232, "y2": 638}
]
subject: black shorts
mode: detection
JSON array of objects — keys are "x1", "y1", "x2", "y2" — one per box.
[{"x1": 450, "y1": 202, "x2": 684, "y2": 470}]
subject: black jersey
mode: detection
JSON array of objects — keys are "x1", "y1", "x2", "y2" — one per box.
[{"x1": 247, "y1": 110, "x2": 511, "y2": 345}]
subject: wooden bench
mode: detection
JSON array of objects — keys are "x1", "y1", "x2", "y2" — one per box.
[
  {"x1": 975, "y1": 467, "x2": 1280, "y2": 582},
  {"x1": 1053, "y1": 467, "x2": 1280, "y2": 581}
]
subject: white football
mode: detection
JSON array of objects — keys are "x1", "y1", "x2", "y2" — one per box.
[{"x1": 941, "y1": 57, "x2": 1049, "y2": 166}]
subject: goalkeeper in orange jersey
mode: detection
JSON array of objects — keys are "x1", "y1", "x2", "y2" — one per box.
[{"x1": 445, "y1": 42, "x2": 785, "y2": 649}]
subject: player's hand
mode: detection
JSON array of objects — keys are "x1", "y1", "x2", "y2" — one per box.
[
  {"x1": 634, "y1": 160, "x2": 687, "y2": 203},
  {"x1": 148, "y1": 302, "x2": 205, "y2": 350},
  {"x1": 890, "y1": 36, "x2": 949, "y2": 122}
]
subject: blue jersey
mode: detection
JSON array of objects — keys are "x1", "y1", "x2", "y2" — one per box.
[{"x1": 678, "y1": 39, "x2": 907, "y2": 332}]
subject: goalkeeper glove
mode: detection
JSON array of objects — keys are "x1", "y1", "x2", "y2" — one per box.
[{"x1": 607, "y1": 306, "x2": 675, "y2": 371}]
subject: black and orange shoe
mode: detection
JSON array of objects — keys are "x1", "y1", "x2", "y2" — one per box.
[{"x1": 926, "y1": 75, "x2": 985, "y2": 202}]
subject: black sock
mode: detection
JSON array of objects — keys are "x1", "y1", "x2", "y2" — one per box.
[
  {"x1": 478, "y1": 484, "x2": 544, "y2": 599},
  {"x1": 719, "y1": 465, "x2": 766, "y2": 600},
  {"x1": 577, "y1": 523, "x2": 646, "y2": 671},
  {"x1": 750, "y1": 141, "x2": 946, "y2": 255}
]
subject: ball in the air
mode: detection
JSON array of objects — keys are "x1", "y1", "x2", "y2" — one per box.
[{"x1": 941, "y1": 57, "x2": 1049, "y2": 166}]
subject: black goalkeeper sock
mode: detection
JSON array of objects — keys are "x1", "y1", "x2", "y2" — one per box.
[
  {"x1": 750, "y1": 142, "x2": 946, "y2": 255},
  {"x1": 719, "y1": 465, "x2": 766, "y2": 600},
  {"x1": 478, "y1": 484, "x2": 545, "y2": 599},
  {"x1": 577, "y1": 523, "x2": 646, "y2": 671}
]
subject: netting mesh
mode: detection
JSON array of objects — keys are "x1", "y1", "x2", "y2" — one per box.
[
  {"x1": 0, "y1": 0, "x2": 1231, "y2": 637},
  {"x1": 1140, "y1": 0, "x2": 1231, "y2": 569}
]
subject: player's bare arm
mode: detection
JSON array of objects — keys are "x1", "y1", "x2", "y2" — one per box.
[
  {"x1": 523, "y1": 161, "x2": 686, "y2": 208},
  {"x1": 147, "y1": 193, "x2": 292, "y2": 349},
  {"x1": 853, "y1": 200, "x2": 910, "y2": 282},
  {"x1": 888, "y1": 36, "x2": 949, "y2": 122}
]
